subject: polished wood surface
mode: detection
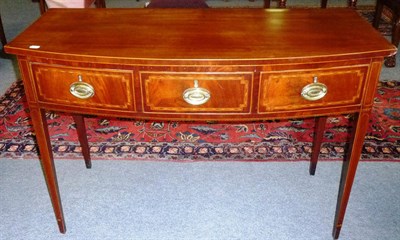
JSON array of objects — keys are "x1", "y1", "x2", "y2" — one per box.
[
  {"x1": 141, "y1": 71, "x2": 251, "y2": 113},
  {"x1": 258, "y1": 65, "x2": 367, "y2": 112},
  {"x1": 4, "y1": 8, "x2": 396, "y2": 239},
  {"x1": 7, "y1": 9, "x2": 393, "y2": 62},
  {"x1": 31, "y1": 63, "x2": 135, "y2": 111}
]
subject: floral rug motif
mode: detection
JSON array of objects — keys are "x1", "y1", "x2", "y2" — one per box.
[{"x1": 0, "y1": 80, "x2": 399, "y2": 161}]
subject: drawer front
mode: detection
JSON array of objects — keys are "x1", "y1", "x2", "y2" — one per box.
[
  {"x1": 258, "y1": 66, "x2": 368, "y2": 112},
  {"x1": 140, "y1": 72, "x2": 253, "y2": 113},
  {"x1": 31, "y1": 64, "x2": 135, "y2": 111}
]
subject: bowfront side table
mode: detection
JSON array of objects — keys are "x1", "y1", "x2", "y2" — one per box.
[{"x1": 5, "y1": 8, "x2": 396, "y2": 239}]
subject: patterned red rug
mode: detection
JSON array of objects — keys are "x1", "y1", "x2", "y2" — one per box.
[{"x1": 0, "y1": 80, "x2": 399, "y2": 161}]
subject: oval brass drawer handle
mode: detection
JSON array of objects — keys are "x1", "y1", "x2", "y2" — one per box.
[
  {"x1": 183, "y1": 80, "x2": 211, "y2": 105},
  {"x1": 69, "y1": 75, "x2": 95, "y2": 99},
  {"x1": 301, "y1": 76, "x2": 327, "y2": 101}
]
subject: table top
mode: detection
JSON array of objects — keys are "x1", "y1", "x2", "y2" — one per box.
[{"x1": 5, "y1": 8, "x2": 396, "y2": 63}]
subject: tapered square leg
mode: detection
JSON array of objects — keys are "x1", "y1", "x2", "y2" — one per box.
[
  {"x1": 310, "y1": 116, "x2": 327, "y2": 175},
  {"x1": 348, "y1": 0, "x2": 358, "y2": 8},
  {"x1": 278, "y1": 0, "x2": 287, "y2": 8},
  {"x1": 332, "y1": 112, "x2": 370, "y2": 239},
  {"x1": 0, "y1": 13, "x2": 6, "y2": 46},
  {"x1": 72, "y1": 115, "x2": 91, "y2": 169},
  {"x1": 30, "y1": 107, "x2": 66, "y2": 233},
  {"x1": 321, "y1": 0, "x2": 328, "y2": 8}
]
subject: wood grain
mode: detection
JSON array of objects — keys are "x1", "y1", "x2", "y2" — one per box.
[{"x1": 5, "y1": 9, "x2": 395, "y2": 63}]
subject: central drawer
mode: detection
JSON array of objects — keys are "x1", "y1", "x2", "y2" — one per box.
[{"x1": 140, "y1": 71, "x2": 253, "y2": 113}]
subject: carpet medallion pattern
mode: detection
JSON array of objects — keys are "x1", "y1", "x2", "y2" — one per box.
[{"x1": 0, "y1": 80, "x2": 399, "y2": 161}]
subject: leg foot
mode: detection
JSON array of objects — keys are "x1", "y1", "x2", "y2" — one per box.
[
  {"x1": 332, "y1": 224, "x2": 341, "y2": 239},
  {"x1": 384, "y1": 55, "x2": 396, "y2": 68}
]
